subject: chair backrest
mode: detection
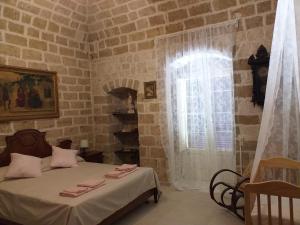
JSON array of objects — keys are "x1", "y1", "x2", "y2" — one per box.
[{"x1": 244, "y1": 157, "x2": 300, "y2": 225}]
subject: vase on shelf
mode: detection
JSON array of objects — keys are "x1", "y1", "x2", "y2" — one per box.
[{"x1": 127, "y1": 94, "x2": 135, "y2": 114}]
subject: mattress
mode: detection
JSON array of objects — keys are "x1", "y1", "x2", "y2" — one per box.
[
  {"x1": 251, "y1": 195, "x2": 300, "y2": 225},
  {"x1": 0, "y1": 162, "x2": 159, "y2": 225}
]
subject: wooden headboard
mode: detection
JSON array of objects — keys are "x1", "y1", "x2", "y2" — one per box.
[{"x1": 0, "y1": 129, "x2": 52, "y2": 167}]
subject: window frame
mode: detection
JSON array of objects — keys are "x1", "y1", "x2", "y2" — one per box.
[{"x1": 175, "y1": 52, "x2": 235, "y2": 153}]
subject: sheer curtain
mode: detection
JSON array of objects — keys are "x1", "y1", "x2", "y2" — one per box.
[
  {"x1": 156, "y1": 21, "x2": 237, "y2": 191},
  {"x1": 251, "y1": 0, "x2": 300, "y2": 184}
]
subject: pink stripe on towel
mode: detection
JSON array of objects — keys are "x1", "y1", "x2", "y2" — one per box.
[
  {"x1": 105, "y1": 168, "x2": 137, "y2": 179},
  {"x1": 115, "y1": 164, "x2": 137, "y2": 172},
  {"x1": 77, "y1": 179, "x2": 105, "y2": 188},
  {"x1": 60, "y1": 182, "x2": 106, "y2": 198},
  {"x1": 63, "y1": 186, "x2": 88, "y2": 194},
  {"x1": 60, "y1": 188, "x2": 90, "y2": 197}
]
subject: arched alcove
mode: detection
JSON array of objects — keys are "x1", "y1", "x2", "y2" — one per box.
[{"x1": 107, "y1": 87, "x2": 139, "y2": 165}]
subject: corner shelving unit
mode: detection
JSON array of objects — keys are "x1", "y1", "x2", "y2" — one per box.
[{"x1": 109, "y1": 88, "x2": 140, "y2": 165}]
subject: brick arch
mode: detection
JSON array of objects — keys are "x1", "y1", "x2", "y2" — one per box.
[{"x1": 102, "y1": 78, "x2": 140, "y2": 93}]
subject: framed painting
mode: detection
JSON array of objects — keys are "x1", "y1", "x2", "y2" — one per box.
[
  {"x1": 0, "y1": 65, "x2": 59, "y2": 122},
  {"x1": 144, "y1": 81, "x2": 157, "y2": 99}
]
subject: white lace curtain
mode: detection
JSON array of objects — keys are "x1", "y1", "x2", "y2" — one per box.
[
  {"x1": 156, "y1": 21, "x2": 237, "y2": 191},
  {"x1": 251, "y1": 0, "x2": 300, "y2": 184}
]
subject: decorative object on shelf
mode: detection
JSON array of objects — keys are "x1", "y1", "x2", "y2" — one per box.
[
  {"x1": 122, "y1": 146, "x2": 139, "y2": 152},
  {"x1": 80, "y1": 139, "x2": 89, "y2": 156},
  {"x1": 0, "y1": 65, "x2": 59, "y2": 122},
  {"x1": 121, "y1": 126, "x2": 130, "y2": 132},
  {"x1": 127, "y1": 93, "x2": 135, "y2": 114},
  {"x1": 144, "y1": 81, "x2": 157, "y2": 99},
  {"x1": 248, "y1": 45, "x2": 270, "y2": 107},
  {"x1": 114, "y1": 128, "x2": 139, "y2": 136},
  {"x1": 121, "y1": 124, "x2": 137, "y2": 132}
]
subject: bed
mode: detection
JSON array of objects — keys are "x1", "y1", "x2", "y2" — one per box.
[
  {"x1": 244, "y1": 158, "x2": 300, "y2": 225},
  {"x1": 0, "y1": 129, "x2": 160, "y2": 225}
]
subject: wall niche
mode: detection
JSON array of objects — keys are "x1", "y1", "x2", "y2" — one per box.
[{"x1": 109, "y1": 87, "x2": 140, "y2": 165}]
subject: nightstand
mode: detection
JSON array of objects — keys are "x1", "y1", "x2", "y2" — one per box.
[{"x1": 80, "y1": 151, "x2": 103, "y2": 163}]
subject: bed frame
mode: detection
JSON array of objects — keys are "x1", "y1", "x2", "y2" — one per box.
[
  {"x1": 0, "y1": 129, "x2": 159, "y2": 225},
  {"x1": 244, "y1": 157, "x2": 300, "y2": 225}
]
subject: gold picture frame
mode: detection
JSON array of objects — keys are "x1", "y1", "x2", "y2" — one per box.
[
  {"x1": 144, "y1": 81, "x2": 157, "y2": 99},
  {"x1": 0, "y1": 65, "x2": 59, "y2": 122}
]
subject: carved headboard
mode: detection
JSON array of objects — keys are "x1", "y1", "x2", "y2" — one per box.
[{"x1": 0, "y1": 129, "x2": 52, "y2": 167}]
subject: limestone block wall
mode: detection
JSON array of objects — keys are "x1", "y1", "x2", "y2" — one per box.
[
  {"x1": 0, "y1": 0, "x2": 278, "y2": 184},
  {"x1": 88, "y1": 0, "x2": 277, "y2": 183},
  {"x1": 0, "y1": 0, "x2": 93, "y2": 150}
]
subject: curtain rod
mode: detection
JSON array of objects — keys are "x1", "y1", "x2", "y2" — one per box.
[{"x1": 155, "y1": 18, "x2": 239, "y2": 42}]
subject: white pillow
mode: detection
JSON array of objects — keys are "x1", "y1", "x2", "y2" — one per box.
[
  {"x1": 41, "y1": 156, "x2": 52, "y2": 172},
  {"x1": 5, "y1": 153, "x2": 42, "y2": 179},
  {"x1": 50, "y1": 146, "x2": 78, "y2": 168},
  {"x1": 42, "y1": 155, "x2": 84, "y2": 172},
  {"x1": 76, "y1": 155, "x2": 85, "y2": 163}
]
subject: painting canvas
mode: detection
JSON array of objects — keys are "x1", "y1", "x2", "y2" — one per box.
[
  {"x1": 0, "y1": 65, "x2": 59, "y2": 122},
  {"x1": 144, "y1": 81, "x2": 157, "y2": 99}
]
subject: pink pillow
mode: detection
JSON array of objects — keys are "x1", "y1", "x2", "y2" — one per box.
[
  {"x1": 50, "y1": 146, "x2": 78, "y2": 168},
  {"x1": 5, "y1": 153, "x2": 42, "y2": 179}
]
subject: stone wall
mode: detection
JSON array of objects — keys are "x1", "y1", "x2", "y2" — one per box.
[
  {"x1": 88, "y1": 0, "x2": 277, "y2": 183},
  {"x1": 0, "y1": 0, "x2": 277, "y2": 184},
  {"x1": 0, "y1": 0, "x2": 93, "y2": 150}
]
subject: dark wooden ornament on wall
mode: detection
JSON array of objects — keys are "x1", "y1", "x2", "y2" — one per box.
[{"x1": 248, "y1": 45, "x2": 270, "y2": 107}]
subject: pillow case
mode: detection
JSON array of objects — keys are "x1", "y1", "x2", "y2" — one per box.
[
  {"x1": 5, "y1": 153, "x2": 42, "y2": 179},
  {"x1": 41, "y1": 156, "x2": 52, "y2": 172},
  {"x1": 42, "y1": 155, "x2": 84, "y2": 172},
  {"x1": 50, "y1": 146, "x2": 78, "y2": 168}
]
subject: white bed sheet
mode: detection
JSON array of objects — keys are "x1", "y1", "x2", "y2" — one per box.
[{"x1": 0, "y1": 162, "x2": 159, "y2": 225}]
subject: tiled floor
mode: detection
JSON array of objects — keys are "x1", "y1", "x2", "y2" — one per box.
[{"x1": 113, "y1": 186, "x2": 244, "y2": 225}]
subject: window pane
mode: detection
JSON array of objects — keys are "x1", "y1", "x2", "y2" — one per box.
[
  {"x1": 215, "y1": 112, "x2": 233, "y2": 131},
  {"x1": 213, "y1": 76, "x2": 231, "y2": 91},
  {"x1": 216, "y1": 131, "x2": 233, "y2": 150},
  {"x1": 214, "y1": 91, "x2": 232, "y2": 113},
  {"x1": 188, "y1": 132, "x2": 207, "y2": 149},
  {"x1": 187, "y1": 114, "x2": 206, "y2": 133},
  {"x1": 175, "y1": 52, "x2": 234, "y2": 152}
]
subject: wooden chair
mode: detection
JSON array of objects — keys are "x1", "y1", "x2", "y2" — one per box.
[
  {"x1": 244, "y1": 157, "x2": 300, "y2": 225},
  {"x1": 210, "y1": 170, "x2": 250, "y2": 220},
  {"x1": 209, "y1": 160, "x2": 253, "y2": 220}
]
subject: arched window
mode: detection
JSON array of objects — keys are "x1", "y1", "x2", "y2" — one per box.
[
  {"x1": 156, "y1": 22, "x2": 236, "y2": 189},
  {"x1": 171, "y1": 50, "x2": 234, "y2": 152}
]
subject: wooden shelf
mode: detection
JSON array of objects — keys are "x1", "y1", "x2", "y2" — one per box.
[
  {"x1": 108, "y1": 87, "x2": 137, "y2": 99},
  {"x1": 112, "y1": 112, "x2": 138, "y2": 120},
  {"x1": 113, "y1": 129, "x2": 138, "y2": 136},
  {"x1": 108, "y1": 87, "x2": 139, "y2": 165},
  {"x1": 115, "y1": 148, "x2": 140, "y2": 165},
  {"x1": 115, "y1": 149, "x2": 139, "y2": 154}
]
